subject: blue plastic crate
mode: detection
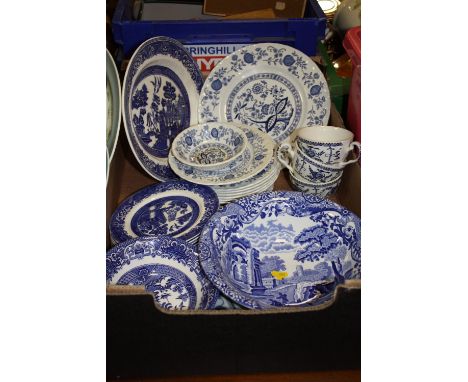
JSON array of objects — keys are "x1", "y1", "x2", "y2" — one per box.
[{"x1": 112, "y1": 0, "x2": 326, "y2": 70}]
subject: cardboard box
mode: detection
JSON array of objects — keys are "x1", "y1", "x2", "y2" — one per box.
[
  {"x1": 203, "y1": 0, "x2": 307, "y2": 18},
  {"x1": 106, "y1": 105, "x2": 361, "y2": 378}
]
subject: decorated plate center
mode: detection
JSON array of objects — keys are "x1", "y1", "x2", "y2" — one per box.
[
  {"x1": 191, "y1": 143, "x2": 233, "y2": 164},
  {"x1": 131, "y1": 196, "x2": 200, "y2": 237},
  {"x1": 225, "y1": 73, "x2": 302, "y2": 142},
  {"x1": 219, "y1": 210, "x2": 359, "y2": 307},
  {"x1": 117, "y1": 264, "x2": 197, "y2": 310},
  {"x1": 131, "y1": 65, "x2": 190, "y2": 158}
]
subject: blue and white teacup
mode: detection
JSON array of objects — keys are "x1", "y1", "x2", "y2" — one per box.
[
  {"x1": 285, "y1": 125, "x2": 361, "y2": 168},
  {"x1": 277, "y1": 145, "x2": 343, "y2": 184},
  {"x1": 289, "y1": 171, "x2": 342, "y2": 198}
]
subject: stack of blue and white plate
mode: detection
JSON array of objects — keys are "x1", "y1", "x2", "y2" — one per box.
[{"x1": 169, "y1": 122, "x2": 280, "y2": 204}]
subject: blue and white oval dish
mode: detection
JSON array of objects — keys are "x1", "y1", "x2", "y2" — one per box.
[
  {"x1": 122, "y1": 36, "x2": 203, "y2": 181},
  {"x1": 107, "y1": 236, "x2": 219, "y2": 310},
  {"x1": 109, "y1": 180, "x2": 219, "y2": 245},
  {"x1": 198, "y1": 43, "x2": 331, "y2": 143},
  {"x1": 198, "y1": 191, "x2": 360, "y2": 309},
  {"x1": 171, "y1": 122, "x2": 248, "y2": 170}
]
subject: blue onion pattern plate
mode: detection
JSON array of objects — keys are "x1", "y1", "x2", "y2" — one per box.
[
  {"x1": 198, "y1": 191, "x2": 360, "y2": 309},
  {"x1": 107, "y1": 236, "x2": 219, "y2": 310},
  {"x1": 109, "y1": 180, "x2": 219, "y2": 244},
  {"x1": 168, "y1": 125, "x2": 275, "y2": 186},
  {"x1": 198, "y1": 43, "x2": 330, "y2": 143},
  {"x1": 106, "y1": 49, "x2": 121, "y2": 162},
  {"x1": 122, "y1": 36, "x2": 203, "y2": 181}
]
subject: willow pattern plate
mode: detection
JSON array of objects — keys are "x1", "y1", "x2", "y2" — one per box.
[
  {"x1": 107, "y1": 236, "x2": 219, "y2": 310},
  {"x1": 106, "y1": 49, "x2": 121, "y2": 162},
  {"x1": 122, "y1": 36, "x2": 203, "y2": 181},
  {"x1": 168, "y1": 125, "x2": 275, "y2": 186},
  {"x1": 198, "y1": 43, "x2": 331, "y2": 143},
  {"x1": 198, "y1": 191, "x2": 361, "y2": 309},
  {"x1": 109, "y1": 180, "x2": 219, "y2": 244}
]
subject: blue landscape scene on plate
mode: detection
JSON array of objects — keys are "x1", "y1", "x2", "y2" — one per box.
[
  {"x1": 130, "y1": 195, "x2": 200, "y2": 237},
  {"x1": 131, "y1": 65, "x2": 190, "y2": 158},
  {"x1": 117, "y1": 263, "x2": 197, "y2": 309},
  {"x1": 110, "y1": 181, "x2": 219, "y2": 244},
  {"x1": 107, "y1": 236, "x2": 219, "y2": 310},
  {"x1": 123, "y1": 36, "x2": 203, "y2": 181},
  {"x1": 199, "y1": 192, "x2": 360, "y2": 309}
]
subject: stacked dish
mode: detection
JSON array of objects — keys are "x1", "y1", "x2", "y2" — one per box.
[
  {"x1": 198, "y1": 191, "x2": 361, "y2": 310},
  {"x1": 107, "y1": 235, "x2": 219, "y2": 310},
  {"x1": 169, "y1": 122, "x2": 279, "y2": 204},
  {"x1": 109, "y1": 180, "x2": 219, "y2": 246}
]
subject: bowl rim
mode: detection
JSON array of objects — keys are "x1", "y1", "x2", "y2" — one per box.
[{"x1": 171, "y1": 122, "x2": 248, "y2": 170}]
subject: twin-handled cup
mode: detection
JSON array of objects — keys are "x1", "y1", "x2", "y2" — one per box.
[
  {"x1": 277, "y1": 145, "x2": 343, "y2": 184},
  {"x1": 288, "y1": 125, "x2": 361, "y2": 168}
]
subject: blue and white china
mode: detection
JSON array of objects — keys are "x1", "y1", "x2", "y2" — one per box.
[
  {"x1": 122, "y1": 36, "x2": 204, "y2": 181},
  {"x1": 109, "y1": 180, "x2": 219, "y2": 244},
  {"x1": 213, "y1": 295, "x2": 244, "y2": 310},
  {"x1": 171, "y1": 123, "x2": 248, "y2": 170},
  {"x1": 287, "y1": 126, "x2": 361, "y2": 167},
  {"x1": 198, "y1": 191, "x2": 360, "y2": 309},
  {"x1": 289, "y1": 171, "x2": 342, "y2": 198},
  {"x1": 198, "y1": 43, "x2": 331, "y2": 143},
  {"x1": 277, "y1": 145, "x2": 343, "y2": 184},
  {"x1": 168, "y1": 125, "x2": 275, "y2": 186},
  {"x1": 107, "y1": 236, "x2": 219, "y2": 310},
  {"x1": 106, "y1": 49, "x2": 121, "y2": 162}
]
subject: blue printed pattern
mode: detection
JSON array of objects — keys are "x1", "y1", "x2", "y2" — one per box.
[
  {"x1": 289, "y1": 173, "x2": 341, "y2": 198},
  {"x1": 173, "y1": 124, "x2": 245, "y2": 165},
  {"x1": 123, "y1": 36, "x2": 203, "y2": 181},
  {"x1": 225, "y1": 73, "x2": 301, "y2": 142},
  {"x1": 198, "y1": 192, "x2": 360, "y2": 309},
  {"x1": 110, "y1": 180, "x2": 219, "y2": 244},
  {"x1": 131, "y1": 66, "x2": 190, "y2": 158},
  {"x1": 117, "y1": 263, "x2": 197, "y2": 309},
  {"x1": 199, "y1": 43, "x2": 330, "y2": 143},
  {"x1": 106, "y1": 235, "x2": 219, "y2": 310},
  {"x1": 293, "y1": 150, "x2": 343, "y2": 183},
  {"x1": 169, "y1": 126, "x2": 274, "y2": 185},
  {"x1": 297, "y1": 140, "x2": 345, "y2": 165}
]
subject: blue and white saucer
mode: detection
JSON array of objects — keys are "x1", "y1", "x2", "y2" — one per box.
[
  {"x1": 168, "y1": 125, "x2": 275, "y2": 186},
  {"x1": 106, "y1": 236, "x2": 219, "y2": 310},
  {"x1": 198, "y1": 191, "x2": 361, "y2": 309},
  {"x1": 109, "y1": 180, "x2": 219, "y2": 244},
  {"x1": 198, "y1": 43, "x2": 331, "y2": 143},
  {"x1": 122, "y1": 36, "x2": 203, "y2": 181}
]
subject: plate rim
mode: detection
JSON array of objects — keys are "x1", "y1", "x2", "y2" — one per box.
[
  {"x1": 106, "y1": 49, "x2": 122, "y2": 163},
  {"x1": 122, "y1": 36, "x2": 203, "y2": 181},
  {"x1": 109, "y1": 180, "x2": 219, "y2": 244}
]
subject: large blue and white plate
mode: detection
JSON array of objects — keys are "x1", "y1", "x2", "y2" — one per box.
[
  {"x1": 109, "y1": 180, "x2": 219, "y2": 244},
  {"x1": 122, "y1": 36, "x2": 204, "y2": 181},
  {"x1": 106, "y1": 49, "x2": 121, "y2": 162},
  {"x1": 107, "y1": 236, "x2": 219, "y2": 310},
  {"x1": 198, "y1": 43, "x2": 330, "y2": 143},
  {"x1": 198, "y1": 191, "x2": 360, "y2": 309},
  {"x1": 168, "y1": 125, "x2": 275, "y2": 186}
]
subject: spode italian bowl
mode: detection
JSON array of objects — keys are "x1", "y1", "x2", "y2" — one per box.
[{"x1": 171, "y1": 122, "x2": 247, "y2": 170}]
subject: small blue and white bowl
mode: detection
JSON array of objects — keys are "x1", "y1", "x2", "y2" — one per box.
[
  {"x1": 171, "y1": 122, "x2": 248, "y2": 170},
  {"x1": 289, "y1": 171, "x2": 342, "y2": 198},
  {"x1": 106, "y1": 235, "x2": 219, "y2": 310}
]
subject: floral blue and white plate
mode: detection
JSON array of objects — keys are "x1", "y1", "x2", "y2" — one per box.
[
  {"x1": 198, "y1": 191, "x2": 360, "y2": 309},
  {"x1": 168, "y1": 125, "x2": 275, "y2": 186},
  {"x1": 122, "y1": 36, "x2": 204, "y2": 181},
  {"x1": 106, "y1": 49, "x2": 121, "y2": 162},
  {"x1": 198, "y1": 43, "x2": 330, "y2": 143},
  {"x1": 107, "y1": 236, "x2": 219, "y2": 310},
  {"x1": 109, "y1": 180, "x2": 219, "y2": 244}
]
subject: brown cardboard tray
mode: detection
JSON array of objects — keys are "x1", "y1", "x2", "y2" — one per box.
[{"x1": 106, "y1": 105, "x2": 361, "y2": 378}]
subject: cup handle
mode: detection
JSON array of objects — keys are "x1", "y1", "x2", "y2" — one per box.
[
  {"x1": 277, "y1": 143, "x2": 295, "y2": 172},
  {"x1": 340, "y1": 141, "x2": 361, "y2": 166}
]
